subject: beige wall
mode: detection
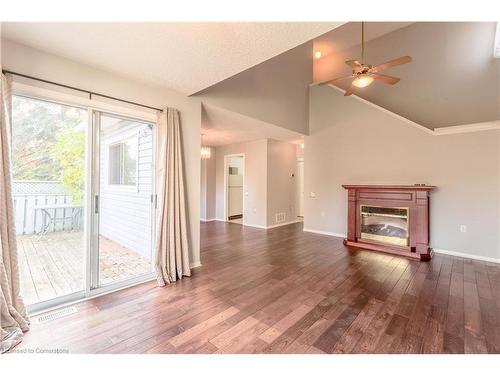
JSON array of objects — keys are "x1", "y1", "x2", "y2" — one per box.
[
  {"x1": 267, "y1": 139, "x2": 297, "y2": 226},
  {"x1": 215, "y1": 139, "x2": 268, "y2": 227},
  {"x1": 200, "y1": 149, "x2": 216, "y2": 220},
  {"x1": 2, "y1": 38, "x2": 202, "y2": 266},
  {"x1": 195, "y1": 43, "x2": 313, "y2": 135},
  {"x1": 213, "y1": 138, "x2": 298, "y2": 228},
  {"x1": 305, "y1": 85, "x2": 500, "y2": 261}
]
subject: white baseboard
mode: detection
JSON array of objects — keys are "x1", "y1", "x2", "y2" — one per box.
[
  {"x1": 301, "y1": 230, "x2": 500, "y2": 264},
  {"x1": 200, "y1": 218, "x2": 216, "y2": 222},
  {"x1": 433, "y1": 248, "x2": 500, "y2": 264},
  {"x1": 242, "y1": 223, "x2": 267, "y2": 229},
  {"x1": 190, "y1": 261, "x2": 202, "y2": 269},
  {"x1": 266, "y1": 220, "x2": 300, "y2": 229},
  {"x1": 243, "y1": 220, "x2": 300, "y2": 230},
  {"x1": 303, "y1": 228, "x2": 346, "y2": 238}
]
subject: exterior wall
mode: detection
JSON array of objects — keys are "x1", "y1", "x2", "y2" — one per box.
[
  {"x1": 99, "y1": 122, "x2": 153, "y2": 258},
  {"x1": 305, "y1": 85, "x2": 500, "y2": 261}
]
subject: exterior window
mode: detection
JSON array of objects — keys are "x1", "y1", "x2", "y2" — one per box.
[{"x1": 108, "y1": 137, "x2": 137, "y2": 185}]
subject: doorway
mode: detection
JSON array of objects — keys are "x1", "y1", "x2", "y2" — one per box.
[{"x1": 224, "y1": 155, "x2": 244, "y2": 224}]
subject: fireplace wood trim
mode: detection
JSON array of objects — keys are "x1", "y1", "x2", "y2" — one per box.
[{"x1": 342, "y1": 184, "x2": 435, "y2": 261}]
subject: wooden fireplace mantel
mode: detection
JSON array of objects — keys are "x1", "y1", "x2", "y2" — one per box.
[{"x1": 342, "y1": 184, "x2": 435, "y2": 261}]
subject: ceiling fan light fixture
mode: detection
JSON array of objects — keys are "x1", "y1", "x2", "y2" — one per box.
[{"x1": 352, "y1": 74, "x2": 374, "y2": 88}]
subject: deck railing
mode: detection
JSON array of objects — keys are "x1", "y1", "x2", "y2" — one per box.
[{"x1": 12, "y1": 193, "x2": 83, "y2": 235}]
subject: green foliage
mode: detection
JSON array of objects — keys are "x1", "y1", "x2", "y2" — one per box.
[
  {"x1": 50, "y1": 131, "x2": 85, "y2": 204},
  {"x1": 12, "y1": 96, "x2": 86, "y2": 202}
]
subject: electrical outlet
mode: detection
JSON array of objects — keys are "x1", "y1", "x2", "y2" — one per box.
[
  {"x1": 310, "y1": 192, "x2": 316, "y2": 198},
  {"x1": 321, "y1": 211, "x2": 325, "y2": 217},
  {"x1": 460, "y1": 225, "x2": 467, "y2": 233}
]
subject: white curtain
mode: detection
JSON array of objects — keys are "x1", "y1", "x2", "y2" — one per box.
[
  {"x1": 0, "y1": 74, "x2": 29, "y2": 353},
  {"x1": 154, "y1": 108, "x2": 191, "y2": 286}
]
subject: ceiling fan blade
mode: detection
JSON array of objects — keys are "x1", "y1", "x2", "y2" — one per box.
[
  {"x1": 344, "y1": 84, "x2": 355, "y2": 96},
  {"x1": 371, "y1": 73, "x2": 400, "y2": 85},
  {"x1": 345, "y1": 60, "x2": 362, "y2": 69},
  {"x1": 318, "y1": 74, "x2": 355, "y2": 85},
  {"x1": 371, "y1": 56, "x2": 412, "y2": 72}
]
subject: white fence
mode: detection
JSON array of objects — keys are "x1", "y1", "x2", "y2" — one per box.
[{"x1": 12, "y1": 194, "x2": 83, "y2": 235}]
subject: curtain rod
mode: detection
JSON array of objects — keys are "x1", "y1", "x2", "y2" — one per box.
[{"x1": 2, "y1": 70, "x2": 164, "y2": 112}]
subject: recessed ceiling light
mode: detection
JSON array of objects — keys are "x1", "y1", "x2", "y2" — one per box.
[{"x1": 314, "y1": 51, "x2": 322, "y2": 59}]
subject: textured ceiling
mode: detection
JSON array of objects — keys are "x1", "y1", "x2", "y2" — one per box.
[
  {"x1": 314, "y1": 22, "x2": 500, "y2": 128},
  {"x1": 202, "y1": 103, "x2": 303, "y2": 147},
  {"x1": 1, "y1": 22, "x2": 342, "y2": 95}
]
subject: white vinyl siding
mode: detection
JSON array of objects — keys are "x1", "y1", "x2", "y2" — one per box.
[{"x1": 99, "y1": 121, "x2": 153, "y2": 258}]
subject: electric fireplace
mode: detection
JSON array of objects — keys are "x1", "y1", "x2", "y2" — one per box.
[
  {"x1": 360, "y1": 205, "x2": 409, "y2": 246},
  {"x1": 342, "y1": 185, "x2": 434, "y2": 261}
]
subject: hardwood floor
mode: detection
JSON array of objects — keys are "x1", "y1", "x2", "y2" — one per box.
[{"x1": 14, "y1": 221, "x2": 500, "y2": 354}]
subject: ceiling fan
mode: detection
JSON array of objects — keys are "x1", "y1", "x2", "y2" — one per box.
[{"x1": 318, "y1": 22, "x2": 412, "y2": 96}]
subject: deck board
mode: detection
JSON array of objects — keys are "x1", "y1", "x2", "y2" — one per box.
[{"x1": 17, "y1": 231, "x2": 151, "y2": 305}]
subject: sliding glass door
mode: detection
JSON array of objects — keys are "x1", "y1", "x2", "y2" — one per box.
[
  {"x1": 11, "y1": 95, "x2": 88, "y2": 308},
  {"x1": 11, "y1": 95, "x2": 155, "y2": 312},
  {"x1": 92, "y1": 112, "x2": 155, "y2": 288}
]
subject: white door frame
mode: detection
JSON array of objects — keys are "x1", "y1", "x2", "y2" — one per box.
[
  {"x1": 297, "y1": 157, "x2": 304, "y2": 218},
  {"x1": 223, "y1": 153, "x2": 245, "y2": 223}
]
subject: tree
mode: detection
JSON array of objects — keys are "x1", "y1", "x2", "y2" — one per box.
[
  {"x1": 50, "y1": 130, "x2": 85, "y2": 204},
  {"x1": 11, "y1": 96, "x2": 86, "y2": 202}
]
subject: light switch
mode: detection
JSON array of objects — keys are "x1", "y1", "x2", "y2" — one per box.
[{"x1": 310, "y1": 192, "x2": 316, "y2": 198}]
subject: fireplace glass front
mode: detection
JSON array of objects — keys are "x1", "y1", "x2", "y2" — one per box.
[{"x1": 360, "y1": 205, "x2": 409, "y2": 246}]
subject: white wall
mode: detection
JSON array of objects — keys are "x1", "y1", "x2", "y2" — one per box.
[
  {"x1": 200, "y1": 148, "x2": 216, "y2": 220},
  {"x1": 2, "y1": 38, "x2": 202, "y2": 266},
  {"x1": 267, "y1": 139, "x2": 297, "y2": 226},
  {"x1": 215, "y1": 139, "x2": 268, "y2": 227},
  {"x1": 305, "y1": 85, "x2": 500, "y2": 261}
]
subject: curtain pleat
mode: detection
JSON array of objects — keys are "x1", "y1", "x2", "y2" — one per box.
[
  {"x1": 0, "y1": 74, "x2": 30, "y2": 354},
  {"x1": 154, "y1": 108, "x2": 191, "y2": 286}
]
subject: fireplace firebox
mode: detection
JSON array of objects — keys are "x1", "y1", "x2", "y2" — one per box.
[{"x1": 342, "y1": 185, "x2": 434, "y2": 261}]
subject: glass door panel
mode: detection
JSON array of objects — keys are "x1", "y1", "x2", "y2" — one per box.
[
  {"x1": 96, "y1": 113, "x2": 154, "y2": 286},
  {"x1": 11, "y1": 95, "x2": 87, "y2": 307}
]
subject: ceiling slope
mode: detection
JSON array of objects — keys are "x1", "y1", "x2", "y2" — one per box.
[
  {"x1": 202, "y1": 103, "x2": 303, "y2": 147},
  {"x1": 314, "y1": 22, "x2": 500, "y2": 129},
  {"x1": 195, "y1": 41, "x2": 315, "y2": 135}
]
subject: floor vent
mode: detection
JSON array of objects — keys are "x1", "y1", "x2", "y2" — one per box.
[{"x1": 35, "y1": 306, "x2": 78, "y2": 324}]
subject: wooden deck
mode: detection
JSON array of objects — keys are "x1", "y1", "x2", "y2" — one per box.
[{"x1": 17, "y1": 231, "x2": 151, "y2": 305}]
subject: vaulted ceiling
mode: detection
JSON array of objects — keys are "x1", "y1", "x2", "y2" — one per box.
[{"x1": 314, "y1": 22, "x2": 500, "y2": 129}]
